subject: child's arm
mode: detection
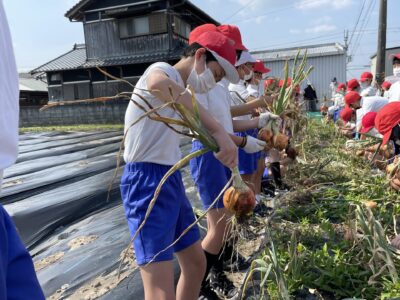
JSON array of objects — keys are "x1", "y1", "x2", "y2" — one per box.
[{"x1": 147, "y1": 71, "x2": 238, "y2": 168}]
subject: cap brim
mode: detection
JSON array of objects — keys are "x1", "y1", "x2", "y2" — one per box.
[
  {"x1": 235, "y1": 51, "x2": 257, "y2": 66},
  {"x1": 209, "y1": 49, "x2": 239, "y2": 84},
  {"x1": 360, "y1": 126, "x2": 373, "y2": 134},
  {"x1": 381, "y1": 130, "x2": 392, "y2": 145}
]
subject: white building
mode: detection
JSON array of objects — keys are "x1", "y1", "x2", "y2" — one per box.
[{"x1": 251, "y1": 42, "x2": 347, "y2": 105}]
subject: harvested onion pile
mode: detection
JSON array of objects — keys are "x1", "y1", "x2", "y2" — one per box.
[{"x1": 386, "y1": 156, "x2": 400, "y2": 191}]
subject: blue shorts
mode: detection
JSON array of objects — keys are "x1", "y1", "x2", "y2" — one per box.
[
  {"x1": 0, "y1": 205, "x2": 45, "y2": 300},
  {"x1": 120, "y1": 162, "x2": 201, "y2": 266},
  {"x1": 236, "y1": 130, "x2": 258, "y2": 175},
  {"x1": 333, "y1": 108, "x2": 341, "y2": 122},
  {"x1": 190, "y1": 140, "x2": 231, "y2": 210}
]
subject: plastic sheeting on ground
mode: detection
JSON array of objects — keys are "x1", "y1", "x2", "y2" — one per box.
[
  {"x1": 5, "y1": 167, "x2": 123, "y2": 249},
  {"x1": 18, "y1": 131, "x2": 105, "y2": 146},
  {"x1": 16, "y1": 135, "x2": 122, "y2": 163},
  {"x1": 3, "y1": 143, "x2": 120, "y2": 179},
  {"x1": 18, "y1": 131, "x2": 120, "y2": 154},
  {"x1": 1, "y1": 153, "x2": 119, "y2": 203}
]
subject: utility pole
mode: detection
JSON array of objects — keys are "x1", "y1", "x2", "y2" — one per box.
[{"x1": 375, "y1": 0, "x2": 387, "y2": 85}]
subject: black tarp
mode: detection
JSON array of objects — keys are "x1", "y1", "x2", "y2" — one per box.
[
  {"x1": 16, "y1": 136, "x2": 122, "y2": 163},
  {"x1": 3, "y1": 143, "x2": 120, "y2": 179},
  {"x1": 18, "y1": 131, "x2": 106, "y2": 146},
  {"x1": 1, "y1": 153, "x2": 119, "y2": 203},
  {"x1": 18, "y1": 131, "x2": 121, "y2": 154},
  {"x1": 5, "y1": 168, "x2": 123, "y2": 248}
]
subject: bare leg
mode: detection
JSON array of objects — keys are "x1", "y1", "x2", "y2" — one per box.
[
  {"x1": 202, "y1": 208, "x2": 232, "y2": 255},
  {"x1": 140, "y1": 261, "x2": 175, "y2": 300},
  {"x1": 254, "y1": 157, "x2": 265, "y2": 195},
  {"x1": 176, "y1": 241, "x2": 206, "y2": 300}
]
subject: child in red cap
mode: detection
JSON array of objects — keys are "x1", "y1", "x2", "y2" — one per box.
[
  {"x1": 375, "y1": 102, "x2": 400, "y2": 155},
  {"x1": 388, "y1": 53, "x2": 400, "y2": 103},
  {"x1": 359, "y1": 72, "x2": 378, "y2": 97}
]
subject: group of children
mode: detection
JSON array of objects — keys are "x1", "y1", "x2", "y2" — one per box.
[
  {"x1": 121, "y1": 23, "x2": 295, "y2": 300},
  {"x1": 334, "y1": 53, "x2": 400, "y2": 167}
]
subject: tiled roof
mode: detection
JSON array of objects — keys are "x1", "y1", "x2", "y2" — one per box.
[
  {"x1": 31, "y1": 44, "x2": 183, "y2": 74},
  {"x1": 31, "y1": 44, "x2": 87, "y2": 74}
]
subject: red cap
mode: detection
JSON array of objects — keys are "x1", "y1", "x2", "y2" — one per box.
[
  {"x1": 188, "y1": 24, "x2": 218, "y2": 45},
  {"x1": 217, "y1": 24, "x2": 247, "y2": 51},
  {"x1": 336, "y1": 83, "x2": 346, "y2": 92},
  {"x1": 344, "y1": 91, "x2": 361, "y2": 106},
  {"x1": 253, "y1": 60, "x2": 270, "y2": 74},
  {"x1": 340, "y1": 107, "x2": 354, "y2": 123},
  {"x1": 360, "y1": 111, "x2": 377, "y2": 134},
  {"x1": 279, "y1": 78, "x2": 292, "y2": 87},
  {"x1": 264, "y1": 78, "x2": 276, "y2": 88},
  {"x1": 347, "y1": 79, "x2": 360, "y2": 91},
  {"x1": 390, "y1": 53, "x2": 400, "y2": 60},
  {"x1": 382, "y1": 81, "x2": 392, "y2": 90},
  {"x1": 360, "y1": 72, "x2": 373, "y2": 82},
  {"x1": 375, "y1": 102, "x2": 400, "y2": 145},
  {"x1": 193, "y1": 31, "x2": 239, "y2": 83}
]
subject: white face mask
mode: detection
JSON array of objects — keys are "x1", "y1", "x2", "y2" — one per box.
[
  {"x1": 244, "y1": 70, "x2": 253, "y2": 81},
  {"x1": 187, "y1": 58, "x2": 216, "y2": 94},
  {"x1": 361, "y1": 82, "x2": 369, "y2": 88},
  {"x1": 393, "y1": 67, "x2": 400, "y2": 77}
]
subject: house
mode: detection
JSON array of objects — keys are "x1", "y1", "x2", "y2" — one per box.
[
  {"x1": 251, "y1": 42, "x2": 347, "y2": 107},
  {"x1": 31, "y1": 0, "x2": 219, "y2": 103},
  {"x1": 370, "y1": 46, "x2": 400, "y2": 78},
  {"x1": 19, "y1": 73, "x2": 48, "y2": 106}
]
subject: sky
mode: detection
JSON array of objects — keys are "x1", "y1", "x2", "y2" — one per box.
[{"x1": 3, "y1": 0, "x2": 399, "y2": 79}]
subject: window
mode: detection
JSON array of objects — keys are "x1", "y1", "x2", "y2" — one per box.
[
  {"x1": 119, "y1": 16, "x2": 149, "y2": 38},
  {"x1": 63, "y1": 82, "x2": 90, "y2": 100},
  {"x1": 119, "y1": 13, "x2": 167, "y2": 39},
  {"x1": 49, "y1": 73, "x2": 62, "y2": 85},
  {"x1": 174, "y1": 17, "x2": 191, "y2": 39}
]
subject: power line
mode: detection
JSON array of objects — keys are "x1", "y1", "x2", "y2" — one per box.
[
  {"x1": 350, "y1": 0, "x2": 376, "y2": 58},
  {"x1": 222, "y1": 0, "x2": 258, "y2": 22},
  {"x1": 348, "y1": 0, "x2": 367, "y2": 47}
]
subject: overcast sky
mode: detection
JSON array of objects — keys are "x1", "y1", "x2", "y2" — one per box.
[{"x1": 3, "y1": 0, "x2": 399, "y2": 79}]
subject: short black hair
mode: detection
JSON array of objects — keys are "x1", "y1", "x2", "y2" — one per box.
[
  {"x1": 236, "y1": 50, "x2": 243, "y2": 61},
  {"x1": 393, "y1": 57, "x2": 400, "y2": 65},
  {"x1": 182, "y1": 43, "x2": 217, "y2": 63}
]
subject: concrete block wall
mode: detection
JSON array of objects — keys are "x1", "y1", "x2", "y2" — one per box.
[{"x1": 20, "y1": 100, "x2": 128, "y2": 127}]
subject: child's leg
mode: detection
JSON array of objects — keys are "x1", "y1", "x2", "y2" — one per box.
[
  {"x1": 175, "y1": 240, "x2": 206, "y2": 300},
  {"x1": 140, "y1": 261, "x2": 175, "y2": 300},
  {"x1": 202, "y1": 208, "x2": 232, "y2": 254}
]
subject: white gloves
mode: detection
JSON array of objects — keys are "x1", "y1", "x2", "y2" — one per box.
[
  {"x1": 243, "y1": 136, "x2": 266, "y2": 153},
  {"x1": 258, "y1": 112, "x2": 280, "y2": 128}
]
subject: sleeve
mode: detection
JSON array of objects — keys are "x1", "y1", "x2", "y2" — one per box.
[
  {"x1": 389, "y1": 84, "x2": 400, "y2": 102},
  {"x1": 0, "y1": 3, "x2": 19, "y2": 170},
  {"x1": 0, "y1": 205, "x2": 45, "y2": 300}
]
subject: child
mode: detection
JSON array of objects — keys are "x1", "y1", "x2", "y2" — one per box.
[
  {"x1": 0, "y1": 2, "x2": 45, "y2": 299},
  {"x1": 121, "y1": 31, "x2": 239, "y2": 300}
]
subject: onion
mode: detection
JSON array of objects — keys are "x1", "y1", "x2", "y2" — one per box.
[
  {"x1": 223, "y1": 167, "x2": 256, "y2": 216},
  {"x1": 273, "y1": 133, "x2": 289, "y2": 151}
]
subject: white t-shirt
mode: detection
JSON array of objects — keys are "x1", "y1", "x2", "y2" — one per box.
[
  {"x1": 360, "y1": 86, "x2": 378, "y2": 97},
  {"x1": 389, "y1": 81, "x2": 400, "y2": 103},
  {"x1": 355, "y1": 96, "x2": 388, "y2": 130},
  {"x1": 229, "y1": 80, "x2": 251, "y2": 121},
  {"x1": 123, "y1": 62, "x2": 184, "y2": 165},
  {"x1": 247, "y1": 82, "x2": 263, "y2": 98},
  {"x1": 195, "y1": 83, "x2": 233, "y2": 134},
  {"x1": 0, "y1": 2, "x2": 19, "y2": 171}
]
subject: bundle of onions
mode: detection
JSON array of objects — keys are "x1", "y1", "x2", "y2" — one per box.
[{"x1": 258, "y1": 118, "x2": 289, "y2": 151}]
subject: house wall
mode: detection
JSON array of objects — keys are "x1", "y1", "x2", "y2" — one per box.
[{"x1": 19, "y1": 100, "x2": 128, "y2": 127}]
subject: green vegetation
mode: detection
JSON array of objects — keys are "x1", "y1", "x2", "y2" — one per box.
[{"x1": 246, "y1": 119, "x2": 400, "y2": 300}]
